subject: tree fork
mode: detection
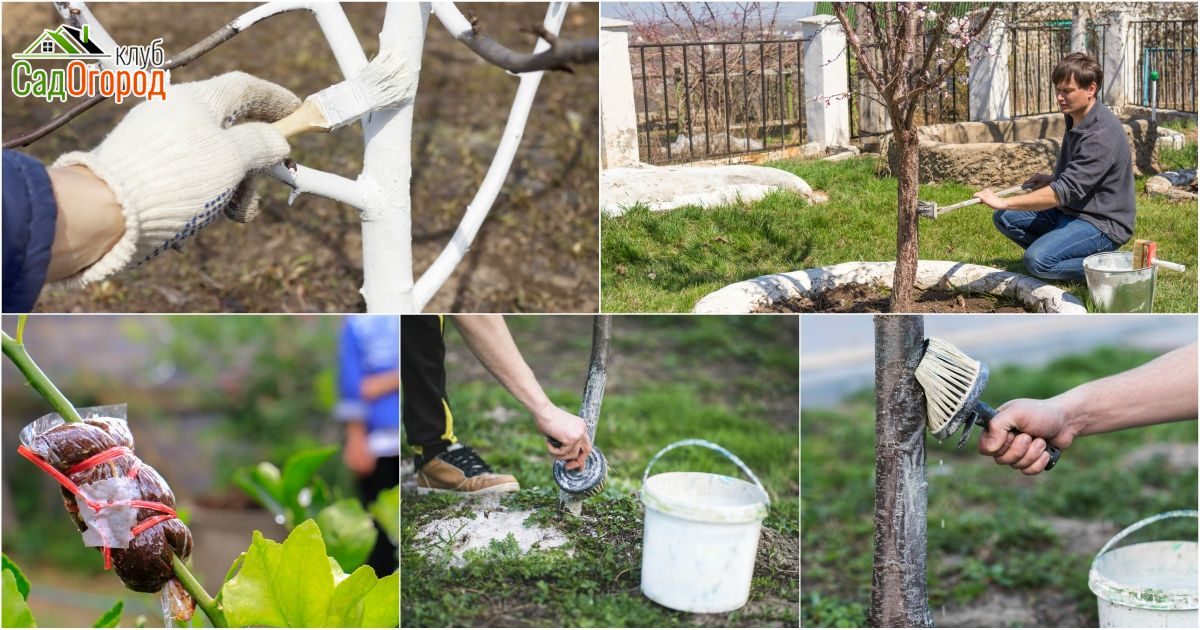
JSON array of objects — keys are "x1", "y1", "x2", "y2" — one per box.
[{"x1": 870, "y1": 314, "x2": 931, "y2": 627}]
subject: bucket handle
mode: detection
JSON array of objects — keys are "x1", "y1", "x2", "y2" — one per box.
[
  {"x1": 641, "y1": 439, "x2": 770, "y2": 507},
  {"x1": 1092, "y1": 509, "x2": 1198, "y2": 570}
]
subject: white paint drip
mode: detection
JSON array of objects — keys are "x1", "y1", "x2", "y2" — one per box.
[{"x1": 415, "y1": 508, "x2": 570, "y2": 568}]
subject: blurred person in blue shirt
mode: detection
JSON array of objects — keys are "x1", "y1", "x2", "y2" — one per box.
[{"x1": 336, "y1": 314, "x2": 399, "y2": 575}]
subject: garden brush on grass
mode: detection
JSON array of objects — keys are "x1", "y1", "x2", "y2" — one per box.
[
  {"x1": 271, "y1": 47, "x2": 413, "y2": 138},
  {"x1": 914, "y1": 337, "x2": 1062, "y2": 470},
  {"x1": 552, "y1": 316, "x2": 612, "y2": 507}
]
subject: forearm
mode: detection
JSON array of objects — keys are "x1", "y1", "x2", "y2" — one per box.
[
  {"x1": 1055, "y1": 343, "x2": 1198, "y2": 437},
  {"x1": 360, "y1": 370, "x2": 399, "y2": 401},
  {"x1": 345, "y1": 420, "x2": 368, "y2": 442},
  {"x1": 45, "y1": 165, "x2": 124, "y2": 281},
  {"x1": 451, "y1": 315, "x2": 553, "y2": 417},
  {"x1": 999, "y1": 185, "x2": 1060, "y2": 211}
]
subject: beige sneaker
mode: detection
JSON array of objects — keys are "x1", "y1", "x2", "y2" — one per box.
[{"x1": 415, "y1": 444, "x2": 520, "y2": 495}]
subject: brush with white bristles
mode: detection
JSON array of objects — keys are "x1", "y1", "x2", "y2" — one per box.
[
  {"x1": 272, "y1": 48, "x2": 414, "y2": 138},
  {"x1": 914, "y1": 337, "x2": 1062, "y2": 470}
]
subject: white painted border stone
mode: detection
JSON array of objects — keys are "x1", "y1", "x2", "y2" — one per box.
[{"x1": 693, "y1": 260, "x2": 1087, "y2": 313}]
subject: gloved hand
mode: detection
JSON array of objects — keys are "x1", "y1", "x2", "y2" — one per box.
[{"x1": 53, "y1": 72, "x2": 300, "y2": 287}]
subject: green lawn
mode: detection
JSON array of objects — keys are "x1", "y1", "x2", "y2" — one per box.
[
  {"x1": 801, "y1": 347, "x2": 1198, "y2": 628},
  {"x1": 401, "y1": 317, "x2": 799, "y2": 627},
  {"x1": 601, "y1": 155, "x2": 1197, "y2": 313}
]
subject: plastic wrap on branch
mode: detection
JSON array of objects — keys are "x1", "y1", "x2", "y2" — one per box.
[{"x1": 17, "y1": 406, "x2": 195, "y2": 622}]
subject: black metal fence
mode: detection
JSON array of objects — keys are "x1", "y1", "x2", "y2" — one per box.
[
  {"x1": 1008, "y1": 22, "x2": 1106, "y2": 117},
  {"x1": 630, "y1": 39, "x2": 806, "y2": 164},
  {"x1": 1129, "y1": 20, "x2": 1196, "y2": 113}
]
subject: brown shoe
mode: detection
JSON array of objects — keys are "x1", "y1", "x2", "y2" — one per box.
[{"x1": 415, "y1": 444, "x2": 520, "y2": 495}]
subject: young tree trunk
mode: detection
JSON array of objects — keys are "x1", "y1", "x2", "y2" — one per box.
[
  {"x1": 890, "y1": 125, "x2": 921, "y2": 313},
  {"x1": 869, "y1": 314, "x2": 931, "y2": 627}
]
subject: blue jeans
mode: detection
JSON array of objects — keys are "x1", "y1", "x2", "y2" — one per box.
[{"x1": 992, "y1": 209, "x2": 1119, "y2": 282}]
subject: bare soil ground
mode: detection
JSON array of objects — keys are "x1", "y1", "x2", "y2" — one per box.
[
  {"x1": 762, "y1": 283, "x2": 1029, "y2": 313},
  {"x1": 4, "y1": 2, "x2": 598, "y2": 312}
]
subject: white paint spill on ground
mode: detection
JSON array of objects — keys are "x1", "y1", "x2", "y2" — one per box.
[{"x1": 415, "y1": 507, "x2": 571, "y2": 568}]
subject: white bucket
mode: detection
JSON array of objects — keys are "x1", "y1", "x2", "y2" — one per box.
[
  {"x1": 1088, "y1": 510, "x2": 1198, "y2": 628},
  {"x1": 639, "y1": 439, "x2": 770, "y2": 613}
]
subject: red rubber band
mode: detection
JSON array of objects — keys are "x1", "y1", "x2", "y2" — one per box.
[
  {"x1": 131, "y1": 514, "x2": 176, "y2": 537},
  {"x1": 67, "y1": 446, "x2": 134, "y2": 476},
  {"x1": 17, "y1": 445, "x2": 92, "y2": 505},
  {"x1": 18, "y1": 443, "x2": 178, "y2": 572}
]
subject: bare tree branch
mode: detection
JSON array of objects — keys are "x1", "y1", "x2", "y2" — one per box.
[{"x1": 457, "y1": 15, "x2": 597, "y2": 73}]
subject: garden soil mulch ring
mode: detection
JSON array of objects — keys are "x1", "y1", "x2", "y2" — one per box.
[{"x1": 759, "y1": 283, "x2": 1030, "y2": 313}]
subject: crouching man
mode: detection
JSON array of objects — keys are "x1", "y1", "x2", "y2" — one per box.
[{"x1": 974, "y1": 52, "x2": 1134, "y2": 282}]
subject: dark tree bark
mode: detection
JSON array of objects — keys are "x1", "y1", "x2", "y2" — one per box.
[{"x1": 870, "y1": 314, "x2": 931, "y2": 627}]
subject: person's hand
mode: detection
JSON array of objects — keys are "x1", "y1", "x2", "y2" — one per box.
[
  {"x1": 52, "y1": 72, "x2": 300, "y2": 287},
  {"x1": 973, "y1": 187, "x2": 1010, "y2": 210},
  {"x1": 534, "y1": 404, "x2": 592, "y2": 471},
  {"x1": 978, "y1": 398, "x2": 1074, "y2": 475},
  {"x1": 344, "y1": 424, "x2": 376, "y2": 476},
  {"x1": 1022, "y1": 172, "x2": 1054, "y2": 189}
]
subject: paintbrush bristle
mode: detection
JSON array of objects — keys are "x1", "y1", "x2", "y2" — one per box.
[
  {"x1": 915, "y1": 337, "x2": 983, "y2": 436},
  {"x1": 312, "y1": 47, "x2": 415, "y2": 129}
]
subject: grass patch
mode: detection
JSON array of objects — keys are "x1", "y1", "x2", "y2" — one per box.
[
  {"x1": 801, "y1": 347, "x2": 1198, "y2": 628},
  {"x1": 402, "y1": 318, "x2": 799, "y2": 627},
  {"x1": 602, "y1": 156, "x2": 1197, "y2": 313}
]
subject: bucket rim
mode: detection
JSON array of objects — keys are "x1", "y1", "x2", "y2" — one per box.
[
  {"x1": 1087, "y1": 510, "x2": 1199, "y2": 610},
  {"x1": 1083, "y1": 251, "x2": 1154, "y2": 276},
  {"x1": 642, "y1": 471, "x2": 769, "y2": 524}
]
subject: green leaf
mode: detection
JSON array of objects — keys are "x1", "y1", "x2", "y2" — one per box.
[
  {"x1": 220, "y1": 531, "x2": 286, "y2": 628},
  {"x1": 221, "y1": 520, "x2": 392, "y2": 627},
  {"x1": 2, "y1": 568, "x2": 36, "y2": 628},
  {"x1": 2, "y1": 554, "x2": 30, "y2": 600},
  {"x1": 316, "y1": 500, "x2": 377, "y2": 572},
  {"x1": 359, "y1": 572, "x2": 399, "y2": 628},
  {"x1": 369, "y1": 486, "x2": 400, "y2": 545},
  {"x1": 325, "y1": 566, "x2": 377, "y2": 627},
  {"x1": 222, "y1": 552, "x2": 246, "y2": 588},
  {"x1": 92, "y1": 601, "x2": 123, "y2": 628},
  {"x1": 281, "y1": 446, "x2": 338, "y2": 513},
  {"x1": 232, "y1": 464, "x2": 286, "y2": 522},
  {"x1": 275, "y1": 520, "x2": 334, "y2": 627}
]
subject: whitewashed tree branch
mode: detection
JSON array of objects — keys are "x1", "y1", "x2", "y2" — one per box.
[{"x1": 414, "y1": 1, "x2": 568, "y2": 311}]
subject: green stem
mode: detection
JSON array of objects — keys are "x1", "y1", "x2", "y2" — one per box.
[
  {"x1": 2, "y1": 331, "x2": 82, "y2": 423},
  {"x1": 172, "y1": 554, "x2": 228, "y2": 627}
]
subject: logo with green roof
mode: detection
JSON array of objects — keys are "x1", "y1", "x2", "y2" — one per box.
[{"x1": 13, "y1": 24, "x2": 109, "y2": 60}]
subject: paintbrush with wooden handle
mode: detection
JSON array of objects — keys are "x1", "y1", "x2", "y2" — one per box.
[{"x1": 272, "y1": 48, "x2": 414, "y2": 138}]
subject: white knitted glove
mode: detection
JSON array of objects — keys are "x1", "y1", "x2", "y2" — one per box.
[{"x1": 53, "y1": 72, "x2": 300, "y2": 287}]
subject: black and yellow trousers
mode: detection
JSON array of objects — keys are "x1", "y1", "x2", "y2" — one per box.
[{"x1": 400, "y1": 315, "x2": 458, "y2": 460}]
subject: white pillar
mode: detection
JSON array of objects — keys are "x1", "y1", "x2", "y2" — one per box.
[
  {"x1": 858, "y1": 42, "x2": 890, "y2": 140},
  {"x1": 968, "y1": 9, "x2": 1010, "y2": 121},
  {"x1": 1069, "y1": 6, "x2": 1088, "y2": 53},
  {"x1": 600, "y1": 18, "x2": 640, "y2": 168},
  {"x1": 1101, "y1": 9, "x2": 1134, "y2": 114},
  {"x1": 798, "y1": 15, "x2": 850, "y2": 148}
]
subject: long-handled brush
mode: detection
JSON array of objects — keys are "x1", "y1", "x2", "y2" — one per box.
[
  {"x1": 271, "y1": 48, "x2": 415, "y2": 138},
  {"x1": 551, "y1": 316, "x2": 611, "y2": 506},
  {"x1": 914, "y1": 337, "x2": 1062, "y2": 470},
  {"x1": 917, "y1": 183, "x2": 1031, "y2": 219}
]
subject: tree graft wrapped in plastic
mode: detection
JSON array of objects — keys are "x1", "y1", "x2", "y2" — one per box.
[{"x1": 18, "y1": 406, "x2": 195, "y2": 621}]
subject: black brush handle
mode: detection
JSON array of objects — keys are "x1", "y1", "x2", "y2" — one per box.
[{"x1": 976, "y1": 403, "x2": 1061, "y2": 471}]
